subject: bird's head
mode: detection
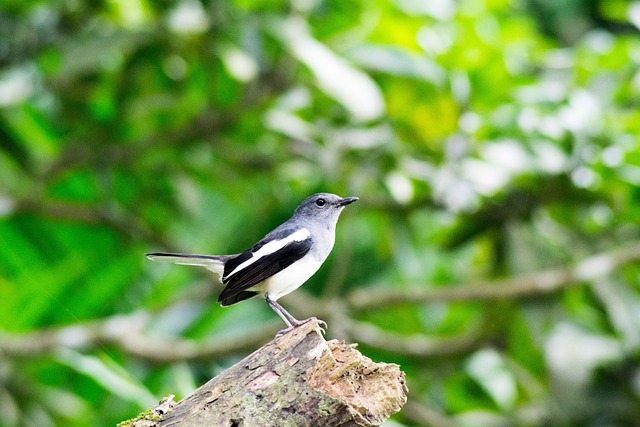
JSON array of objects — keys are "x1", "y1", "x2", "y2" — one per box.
[{"x1": 294, "y1": 193, "x2": 358, "y2": 224}]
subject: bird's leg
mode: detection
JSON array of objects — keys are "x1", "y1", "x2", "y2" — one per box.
[
  {"x1": 265, "y1": 294, "x2": 301, "y2": 326},
  {"x1": 265, "y1": 294, "x2": 326, "y2": 336}
]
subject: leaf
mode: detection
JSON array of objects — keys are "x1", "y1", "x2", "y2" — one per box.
[
  {"x1": 55, "y1": 348, "x2": 156, "y2": 408},
  {"x1": 270, "y1": 17, "x2": 385, "y2": 122}
]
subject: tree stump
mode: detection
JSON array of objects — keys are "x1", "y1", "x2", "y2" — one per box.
[{"x1": 125, "y1": 320, "x2": 408, "y2": 426}]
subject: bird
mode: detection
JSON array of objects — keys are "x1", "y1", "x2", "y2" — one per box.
[{"x1": 146, "y1": 193, "x2": 358, "y2": 333}]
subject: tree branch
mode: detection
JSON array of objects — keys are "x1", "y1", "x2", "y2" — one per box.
[
  {"x1": 0, "y1": 311, "x2": 281, "y2": 363},
  {"x1": 347, "y1": 244, "x2": 640, "y2": 310},
  {"x1": 345, "y1": 320, "x2": 486, "y2": 357}
]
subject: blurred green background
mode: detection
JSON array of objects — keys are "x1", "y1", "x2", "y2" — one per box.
[{"x1": 2, "y1": 0, "x2": 640, "y2": 426}]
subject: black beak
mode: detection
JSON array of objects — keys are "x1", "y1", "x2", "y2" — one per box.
[{"x1": 338, "y1": 196, "x2": 359, "y2": 206}]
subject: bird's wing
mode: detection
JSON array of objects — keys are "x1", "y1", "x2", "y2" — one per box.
[
  {"x1": 146, "y1": 252, "x2": 226, "y2": 275},
  {"x1": 217, "y1": 227, "x2": 312, "y2": 305}
]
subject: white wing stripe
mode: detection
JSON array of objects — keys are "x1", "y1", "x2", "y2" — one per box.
[{"x1": 226, "y1": 228, "x2": 310, "y2": 279}]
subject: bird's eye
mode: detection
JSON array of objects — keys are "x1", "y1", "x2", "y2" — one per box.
[{"x1": 315, "y1": 198, "x2": 326, "y2": 207}]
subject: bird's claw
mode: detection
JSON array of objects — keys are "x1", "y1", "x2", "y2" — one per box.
[
  {"x1": 300, "y1": 317, "x2": 326, "y2": 334},
  {"x1": 312, "y1": 317, "x2": 327, "y2": 334}
]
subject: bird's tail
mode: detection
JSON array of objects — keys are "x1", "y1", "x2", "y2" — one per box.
[{"x1": 146, "y1": 252, "x2": 225, "y2": 275}]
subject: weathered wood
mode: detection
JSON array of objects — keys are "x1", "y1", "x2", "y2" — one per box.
[{"x1": 142, "y1": 320, "x2": 408, "y2": 426}]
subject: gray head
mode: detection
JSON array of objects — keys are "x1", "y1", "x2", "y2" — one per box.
[{"x1": 293, "y1": 193, "x2": 358, "y2": 226}]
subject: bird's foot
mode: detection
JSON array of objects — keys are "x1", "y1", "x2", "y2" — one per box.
[
  {"x1": 274, "y1": 317, "x2": 327, "y2": 338},
  {"x1": 302, "y1": 317, "x2": 327, "y2": 334}
]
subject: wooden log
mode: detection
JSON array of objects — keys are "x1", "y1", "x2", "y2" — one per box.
[{"x1": 125, "y1": 320, "x2": 407, "y2": 426}]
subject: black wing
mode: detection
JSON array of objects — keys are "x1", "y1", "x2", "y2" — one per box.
[{"x1": 217, "y1": 235, "x2": 312, "y2": 306}]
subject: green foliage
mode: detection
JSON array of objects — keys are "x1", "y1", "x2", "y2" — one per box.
[{"x1": 2, "y1": 0, "x2": 640, "y2": 425}]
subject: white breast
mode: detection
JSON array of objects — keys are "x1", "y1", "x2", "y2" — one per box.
[{"x1": 252, "y1": 255, "x2": 322, "y2": 301}]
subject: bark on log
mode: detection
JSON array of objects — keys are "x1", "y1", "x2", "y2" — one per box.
[{"x1": 126, "y1": 320, "x2": 408, "y2": 426}]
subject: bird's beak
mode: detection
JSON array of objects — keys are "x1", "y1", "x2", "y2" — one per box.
[{"x1": 338, "y1": 196, "x2": 359, "y2": 206}]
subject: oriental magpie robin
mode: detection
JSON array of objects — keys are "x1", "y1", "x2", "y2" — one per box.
[{"x1": 146, "y1": 193, "x2": 358, "y2": 332}]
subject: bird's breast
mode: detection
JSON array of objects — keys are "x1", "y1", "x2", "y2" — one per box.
[{"x1": 260, "y1": 256, "x2": 322, "y2": 301}]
